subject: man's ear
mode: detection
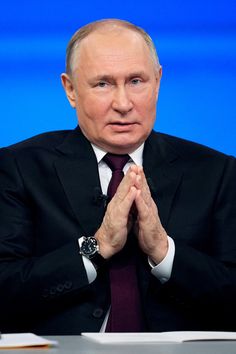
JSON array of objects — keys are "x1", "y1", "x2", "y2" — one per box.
[
  {"x1": 158, "y1": 66, "x2": 162, "y2": 80},
  {"x1": 61, "y1": 73, "x2": 76, "y2": 108},
  {"x1": 155, "y1": 66, "x2": 162, "y2": 98}
]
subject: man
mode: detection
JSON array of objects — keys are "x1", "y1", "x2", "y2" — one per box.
[{"x1": 0, "y1": 19, "x2": 235, "y2": 334}]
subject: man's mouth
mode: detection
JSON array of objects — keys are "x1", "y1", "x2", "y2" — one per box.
[
  {"x1": 108, "y1": 122, "x2": 138, "y2": 132},
  {"x1": 110, "y1": 122, "x2": 137, "y2": 126}
]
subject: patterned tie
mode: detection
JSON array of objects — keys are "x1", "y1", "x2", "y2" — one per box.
[{"x1": 103, "y1": 153, "x2": 144, "y2": 332}]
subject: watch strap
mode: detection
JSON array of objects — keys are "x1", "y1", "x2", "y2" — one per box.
[{"x1": 89, "y1": 252, "x2": 107, "y2": 270}]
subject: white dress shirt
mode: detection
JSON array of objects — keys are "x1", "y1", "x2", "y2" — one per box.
[{"x1": 79, "y1": 143, "x2": 175, "y2": 284}]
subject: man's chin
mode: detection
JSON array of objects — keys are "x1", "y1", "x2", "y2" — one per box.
[{"x1": 100, "y1": 137, "x2": 144, "y2": 154}]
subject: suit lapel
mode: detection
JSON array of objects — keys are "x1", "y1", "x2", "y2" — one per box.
[
  {"x1": 143, "y1": 132, "x2": 184, "y2": 229},
  {"x1": 54, "y1": 127, "x2": 105, "y2": 235}
]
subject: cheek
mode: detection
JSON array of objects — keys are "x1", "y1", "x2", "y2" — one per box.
[
  {"x1": 136, "y1": 92, "x2": 157, "y2": 116},
  {"x1": 146, "y1": 88, "x2": 158, "y2": 104},
  {"x1": 80, "y1": 95, "x2": 110, "y2": 119}
]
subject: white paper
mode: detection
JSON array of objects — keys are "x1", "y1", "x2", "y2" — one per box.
[
  {"x1": 0, "y1": 333, "x2": 58, "y2": 348},
  {"x1": 82, "y1": 331, "x2": 236, "y2": 344}
]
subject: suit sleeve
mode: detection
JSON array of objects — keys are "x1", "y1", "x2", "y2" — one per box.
[
  {"x1": 151, "y1": 155, "x2": 236, "y2": 330},
  {"x1": 0, "y1": 148, "x2": 91, "y2": 318}
]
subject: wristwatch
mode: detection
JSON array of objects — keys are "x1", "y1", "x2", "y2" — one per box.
[{"x1": 78, "y1": 236, "x2": 106, "y2": 270}]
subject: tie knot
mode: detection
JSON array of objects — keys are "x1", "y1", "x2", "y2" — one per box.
[{"x1": 103, "y1": 153, "x2": 130, "y2": 172}]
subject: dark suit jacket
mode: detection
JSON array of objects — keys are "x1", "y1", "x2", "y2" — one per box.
[{"x1": 0, "y1": 127, "x2": 235, "y2": 334}]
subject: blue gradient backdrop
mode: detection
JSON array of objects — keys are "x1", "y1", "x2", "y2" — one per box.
[{"x1": 1, "y1": 1, "x2": 236, "y2": 155}]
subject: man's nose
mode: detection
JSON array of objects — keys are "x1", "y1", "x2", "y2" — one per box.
[{"x1": 112, "y1": 86, "x2": 133, "y2": 114}]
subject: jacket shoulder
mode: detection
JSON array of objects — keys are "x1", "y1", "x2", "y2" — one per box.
[
  {"x1": 2, "y1": 130, "x2": 72, "y2": 151},
  {"x1": 152, "y1": 131, "x2": 234, "y2": 162}
]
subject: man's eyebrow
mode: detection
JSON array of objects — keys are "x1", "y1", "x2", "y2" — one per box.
[
  {"x1": 89, "y1": 75, "x2": 116, "y2": 82},
  {"x1": 128, "y1": 71, "x2": 148, "y2": 78},
  {"x1": 90, "y1": 72, "x2": 148, "y2": 82}
]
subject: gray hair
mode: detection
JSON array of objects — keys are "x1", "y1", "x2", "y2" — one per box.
[{"x1": 65, "y1": 19, "x2": 160, "y2": 75}]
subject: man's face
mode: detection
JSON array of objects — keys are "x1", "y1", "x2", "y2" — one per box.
[{"x1": 62, "y1": 28, "x2": 162, "y2": 154}]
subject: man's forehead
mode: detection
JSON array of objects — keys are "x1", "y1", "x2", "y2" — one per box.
[
  {"x1": 77, "y1": 34, "x2": 148, "y2": 67},
  {"x1": 77, "y1": 46, "x2": 153, "y2": 77},
  {"x1": 79, "y1": 27, "x2": 147, "y2": 53},
  {"x1": 70, "y1": 25, "x2": 158, "y2": 75}
]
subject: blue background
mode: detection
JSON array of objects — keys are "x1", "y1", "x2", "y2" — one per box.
[{"x1": 1, "y1": 0, "x2": 236, "y2": 155}]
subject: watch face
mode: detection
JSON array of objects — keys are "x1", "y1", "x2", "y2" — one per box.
[{"x1": 81, "y1": 237, "x2": 98, "y2": 257}]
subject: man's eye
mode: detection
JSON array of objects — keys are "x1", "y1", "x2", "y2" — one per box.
[
  {"x1": 97, "y1": 81, "x2": 108, "y2": 87},
  {"x1": 131, "y1": 78, "x2": 141, "y2": 85}
]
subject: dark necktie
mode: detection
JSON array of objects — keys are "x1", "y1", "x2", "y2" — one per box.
[
  {"x1": 103, "y1": 153, "x2": 144, "y2": 332},
  {"x1": 103, "y1": 153, "x2": 130, "y2": 199}
]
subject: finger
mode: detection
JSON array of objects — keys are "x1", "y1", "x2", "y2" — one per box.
[
  {"x1": 136, "y1": 168, "x2": 153, "y2": 206},
  {"x1": 102, "y1": 186, "x2": 138, "y2": 235},
  {"x1": 140, "y1": 168, "x2": 151, "y2": 193},
  {"x1": 109, "y1": 183, "x2": 138, "y2": 216},
  {"x1": 129, "y1": 164, "x2": 139, "y2": 174},
  {"x1": 112, "y1": 168, "x2": 137, "y2": 202},
  {"x1": 135, "y1": 189, "x2": 150, "y2": 219},
  {"x1": 120, "y1": 186, "x2": 138, "y2": 216}
]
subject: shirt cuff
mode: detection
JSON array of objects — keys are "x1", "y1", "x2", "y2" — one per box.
[
  {"x1": 78, "y1": 237, "x2": 97, "y2": 283},
  {"x1": 148, "y1": 236, "x2": 175, "y2": 284}
]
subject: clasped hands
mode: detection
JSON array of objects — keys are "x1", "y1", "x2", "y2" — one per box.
[{"x1": 95, "y1": 165, "x2": 168, "y2": 265}]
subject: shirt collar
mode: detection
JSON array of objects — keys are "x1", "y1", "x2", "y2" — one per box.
[{"x1": 91, "y1": 143, "x2": 144, "y2": 166}]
